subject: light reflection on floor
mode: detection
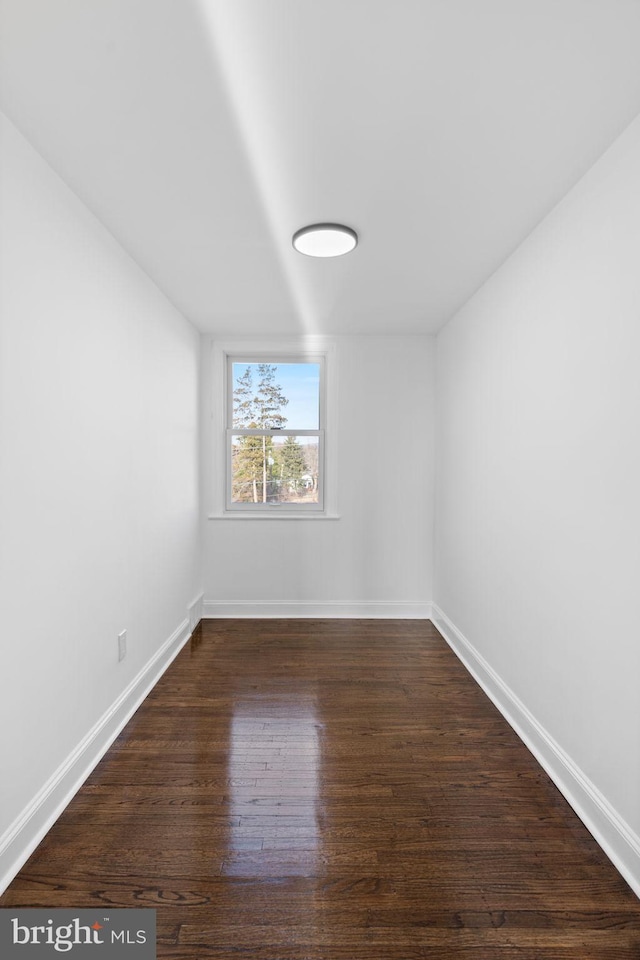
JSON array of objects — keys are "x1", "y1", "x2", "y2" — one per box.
[{"x1": 226, "y1": 697, "x2": 322, "y2": 876}]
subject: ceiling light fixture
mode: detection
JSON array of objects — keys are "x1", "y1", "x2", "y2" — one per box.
[{"x1": 292, "y1": 223, "x2": 358, "y2": 258}]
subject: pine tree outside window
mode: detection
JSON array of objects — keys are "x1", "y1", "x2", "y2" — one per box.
[{"x1": 226, "y1": 356, "x2": 325, "y2": 512}]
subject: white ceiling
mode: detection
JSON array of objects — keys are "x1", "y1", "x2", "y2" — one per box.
[{"x1": 3, "y1": 0, "x2": 640, "y2": 336}]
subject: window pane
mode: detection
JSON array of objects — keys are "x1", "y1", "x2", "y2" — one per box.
[
  {"x1": 231, "y1": 435, "x2": 320, "y2": 504},
  {"x1": 232, "y1": 362, "x2": 320, "y2": 429}
]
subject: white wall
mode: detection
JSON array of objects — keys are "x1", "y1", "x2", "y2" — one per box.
[
  {"x1": 435, "y1": 113, "x2": 640, "y2": 891},
  {"x1": 0, "y1": 113, "x2": 201, "y2": 884},
  {"x1": 202, "y1": 335, "x2": 435, "y2": 615}
]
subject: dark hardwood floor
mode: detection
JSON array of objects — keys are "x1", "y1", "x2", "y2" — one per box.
[{"x1": 2, "y1": 619, "x2": 640, "y2": 958}]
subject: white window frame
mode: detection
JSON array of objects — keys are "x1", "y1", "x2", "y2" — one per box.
[
  {"x1": 226, "y1": 353, "x2": 325, "y2": 513},
  {"x1": 209, "y1": 338, "x2": 338, "y2": 520}
]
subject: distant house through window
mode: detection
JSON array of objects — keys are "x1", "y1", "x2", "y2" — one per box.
[{"x1": 226, "y1": 356, "x2": 325, "y2": 512}]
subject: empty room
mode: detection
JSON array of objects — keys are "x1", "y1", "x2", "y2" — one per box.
[{"x1": 1, "y1": 1, "x2": 640, "y2": 957}]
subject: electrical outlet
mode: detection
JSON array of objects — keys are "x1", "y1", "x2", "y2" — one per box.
[{"x1": 118, "y1": 630, "x2": 127, "y2": 662}]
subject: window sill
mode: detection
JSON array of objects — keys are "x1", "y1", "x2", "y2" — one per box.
[{"x1": 208, "y1": 512, "x2": 341, "y2": 521}]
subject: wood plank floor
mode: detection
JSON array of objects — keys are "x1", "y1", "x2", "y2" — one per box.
[{"x1": 2, "y1": 619, "x2": 640, "y2": 958}]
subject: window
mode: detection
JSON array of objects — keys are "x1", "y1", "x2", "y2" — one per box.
[{"x1": 226, "y1": 355, "x2": 325, "y2": 512}]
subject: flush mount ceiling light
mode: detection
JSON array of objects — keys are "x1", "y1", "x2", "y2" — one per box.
[{"x1": 292, "y1": 223, "x2": 358, "y2": 258}]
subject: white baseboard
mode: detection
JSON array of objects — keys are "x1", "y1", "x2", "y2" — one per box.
[
  {"x1": 0, "y1": 617, "x2": 193, "y2": 897},
  {"x1": 431, "y1": 603, "x2": 640, "y2": 901},
  {"x1": 202, "y1": 600, "x2": 433, "y2": 619},
  {"x1": 187, "y1": 591, "x2": 204, "y2": 630}
]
